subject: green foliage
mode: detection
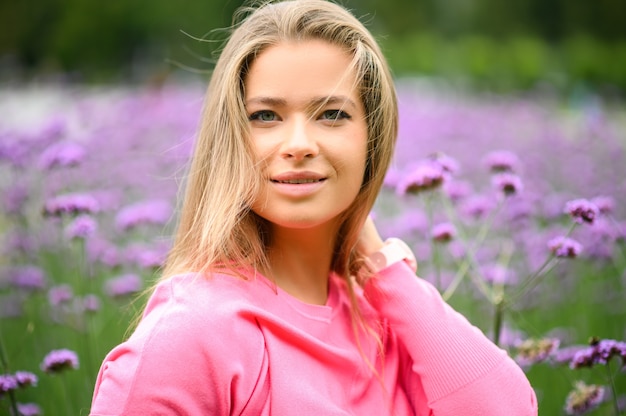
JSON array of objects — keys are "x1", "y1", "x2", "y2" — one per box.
[
  {"x1": 0, "y1": 0, "x2": 624, "y2": 90},
  {"x1": 382, "y1": 33, "x2": 626, "y2": 92}
]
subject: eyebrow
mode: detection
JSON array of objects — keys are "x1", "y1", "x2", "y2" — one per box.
[{"x1": 245, "y1": 95, "x2": 358, "y2": 111}]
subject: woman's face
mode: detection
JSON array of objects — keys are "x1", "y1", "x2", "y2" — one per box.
[{"x1": 245, "y1": 39, "x2": 368, "y2": 232}]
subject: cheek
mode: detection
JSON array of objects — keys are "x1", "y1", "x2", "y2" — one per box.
[{"x1": 344, "y1": 142, "x2": 368, "y2": 189}]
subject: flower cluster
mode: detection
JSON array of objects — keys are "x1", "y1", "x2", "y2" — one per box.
[
  {"x1": 14, "y1": 371, "x2": 38, "y2": 388},
  {"x1": 564, "y1": 381, "x2": 605, "y2": 415},
  {"x1": 565, "y1": 199, "x2": 600, "y2": 225},
  {"x1": 547, "y1": 236, "x2": 583, "y2": 258},
  {"x1": 396, "y1": 162, "x2": 446, "y2": 194},
  {"x1": 17, "y1": 403, "x2": 42, "y2": 416},
  {"x1": 41, "y1": 349, "x2": 79, "y2": 373},
  {"x1": 64, "y1": 215, "x2": 98, "y2": 240},
  {"x1": 48, "y1": 284, "x2": 73, "y2": 306},
  {"x1": 0, "y1": 374, "x2": 18, "y2": 396},
  {"x1": 483, "y1": 150, "x2": 521, "y2": 173},
  {"x1": 569, "y1": 338, "x2": 626, "y2": 369},
  {"x1": 115, "y1": 199, "x2": 172, "y2": 231},
  {"x1": 8, "y1": 266, "x2": 47, "y2": 291},
  {"x1": 431, "y1": 222, "x2": 457, "y2": 243},
  {"x1": 514, "y1": 337, "x2": 561, "y2": 367},
  {"x1": 104, "y1": 273, "x2": 142, "y2": 298},
  {"x1": 43, "y1": 193, "x2": 100, "y2": 217},
  {"x1": 0, "y1": 371, "x2": 37, "y2": 396},
  {"x1": 38, "y1": 141, "x2": 86, "y2": 170},
  {"x1": 491, "y1": 172, "x2": 523, "y2": 196}
]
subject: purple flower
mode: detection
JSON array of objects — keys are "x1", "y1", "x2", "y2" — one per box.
[
  {"x1": 43, "y1": 193, "x2": 100, "y2": 217},
  {"x1": 483, "y1": 150, "x2": 520, "y2": 172},
  {"x1": 0, "y1": 136, "x2": 31, "y2": 167},
  {"x1": 41, "y1": 349, "x2": 79, "y2": 373},
  {"x1": 82, "y1": 294, "x2": 101, "y2": 313},
  {"x1": 565, "y1": 199, "x2": 599, "y2": 225},
  {"x1": 590, "y1": 195, "x2": 614, "y2": 215},
  {"x1": 427, "y1": 152, "x2": 459, "y2": 174},
  {"x1": 48, "y1": 284, "x2": 73, "y2": 306},
  {"x1": 14, "y1": 371, "x2": 38, "y2": 388},
  {"x1": 548, "y1": 236, "x2": 583, "y2": 258},
  {"x1": 38, "y1": 116, "x2": 67, "y2": 143},
  {"x1": 2, "y1": 184, "x2": 29, "y2": 215},
  {"x1": 0, "y1": 374, "x2": 18, "y2": 394},
  {"x1": 8, "y1": 266, "x2": 47, "y2": 291},
  {"x1": 38, "y1": 141, "x2": 86, "y2": 170},
  {"x1": 4, "y1": 231, "x2": 38, "y2": 255},
  {"x1": 491, "y1": 173, "x2": 523, "y2": 196},
  {"x1": 396, "y1": 163, "x2": 446, "y2": 195},
  {"x1": 591, "y1": 196, "x2": 615, "y2": 214},
  {"x1": 570, "y1": 338, "x2": 626, "y2": 369},
  {"x1": 134, "y1": 248, "x2": 166, "y2": 269},
  {"x1": 460, "y1": 195, "x2": 496, "y2": 219},
  {"x1": 115, "y1": 199, "x2": 172, "y2": 231},
  {"x1": 431, "y1": 222, "x2": 456, "y2": 243},
  {"x1": 550, "y1": 345, "x2": 588, "y2": 365},
  {"x1": 104, "y1": 273, "x2": 142, "y2": 298},
  {"x1": 515, "y1": 337, "x2": 560, "y2": 367},
  {"x1": 86, "y1": 237, "x2": 122, "y2": 268},
  {"x1": 442, "y1": 180, "x2": 472, "y2": 202},
  {"x1": 482, "y1": 264, "x2": 517, "y2": 285},
  {"x1": 564, "y1": 381, "x2": 605, "y2": 415},
  {"x1": 64, "y1": 215, "x2": 98, "y2": 240},
  {"x1": 17, "y1": 403, "x2": 42, "y2": 416}
]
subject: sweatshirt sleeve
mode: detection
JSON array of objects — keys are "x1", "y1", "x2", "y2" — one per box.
[
  {"x1": 363, "y1": 261, "x2": 538, "y2": 416},
  {"x1": 89, "y1": 278, "x2": 268, "y2": 416}
]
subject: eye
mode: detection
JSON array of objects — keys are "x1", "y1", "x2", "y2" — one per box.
[
  {"x1": 320, "y1": 110, "x2": 351, "y2": 121},
  {"x1": 249, "y1": 110, "x2": 278, "y2": 122}
]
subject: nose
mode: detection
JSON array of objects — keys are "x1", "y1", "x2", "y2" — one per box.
[{"x1": 280, "y1": 117, "x2": 319, "y2": 160}]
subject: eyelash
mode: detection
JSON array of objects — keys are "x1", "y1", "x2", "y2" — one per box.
[
  {"x1": 248, "y1": 109, "x2": 352, "y2": 122},
  {"x1": 321, "y1": 110, "x2": 351, "y2": 121},
  {"x1": 249, "y1": 110, "x2": 278, "y2": 122}
]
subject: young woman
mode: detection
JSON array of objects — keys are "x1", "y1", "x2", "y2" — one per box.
[{"x1": 90, "y1": 1, "x2": 538, "y2": 415}]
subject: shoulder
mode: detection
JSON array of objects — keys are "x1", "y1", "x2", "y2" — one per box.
[
  {"x1": 153, "y1": 271, "x2": 264, "y2": 311},
  {"x1": 91, "y1": 272, "x2": 269, "y2": 414},
  {"x1": 138, "y1": 272, "x2": 269, "y2": 352}
]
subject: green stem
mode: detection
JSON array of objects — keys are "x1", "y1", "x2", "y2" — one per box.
[
  {"x1": 439, "y1": 195, "x2": 503, "y2": 302},
  {"x1": 424, "y1": 192, "x2": 441, "y2": 289},
  {"x1": 607, "y1": 359, "x2": 621, "y2": 416},
  {"x1": 507, "y1": 223, "x2": 578, "y2": 305},
  {"x1": 507, "y1": 255, "x2": 556, "y2": 303},
  {"x1": 492, "y1": 297, "x2": 505, "y2": 346},
  {"x1": 0, "y1": 333, "x2": 20, "y2": 416},
  {"x1": 442, "y1": 258, "x2": 471, "y2": 301},
  {"x1": 60, "y1": 376, "x2": 74, "y2": 416}
]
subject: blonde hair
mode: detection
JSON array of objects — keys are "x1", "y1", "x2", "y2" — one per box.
[{"x1": 163, "y1": 0, "x2": 397, "y2": 284}]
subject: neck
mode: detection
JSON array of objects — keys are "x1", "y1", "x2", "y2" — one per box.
[{"x1": 265, "y1": 222, "x2": 339, "y2": 305}]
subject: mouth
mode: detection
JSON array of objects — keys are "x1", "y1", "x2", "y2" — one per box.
[
  {"x1": 270, "y1": 171, "x2": 327, "y2": 184},
  {"x1": 271, "y1": 178, "x2": 326, "y2": 184}
]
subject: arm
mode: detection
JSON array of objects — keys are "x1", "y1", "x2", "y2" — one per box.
[
  {"x1": 358, "y1": 218, "x2": 538, "y2": 415},
  {"x1": 90, "y1": 277, "x2": 267, "y2": 416}
]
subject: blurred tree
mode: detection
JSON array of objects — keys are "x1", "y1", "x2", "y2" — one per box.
[{"x1": 0, "y1": 0, "x2": 624, "y2": 85}]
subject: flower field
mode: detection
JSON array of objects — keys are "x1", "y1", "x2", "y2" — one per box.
[{"x1": 1, "y1": 80, "x2": 625, "y2": 415}]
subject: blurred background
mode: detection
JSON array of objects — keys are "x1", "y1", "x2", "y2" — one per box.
[
  {"x1": 1, "y1": 1, "x2": 626, "y2": 415},
  {"x1": 1, "y1": 0, "x2": 625, "y2": 95}
]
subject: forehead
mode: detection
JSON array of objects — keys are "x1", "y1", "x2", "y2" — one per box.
[{"x1": 244, "y1": 40, "x2": 361, "y2": 106}]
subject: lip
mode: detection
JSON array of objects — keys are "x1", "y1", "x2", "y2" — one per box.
[{"x1": 269, "y1": 171, "x2": 327, "y2": 197}]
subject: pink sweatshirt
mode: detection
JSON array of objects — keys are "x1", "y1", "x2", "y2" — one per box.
[{"x1": 90, "y1": 261, "x2": 537, "y2": 415}]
